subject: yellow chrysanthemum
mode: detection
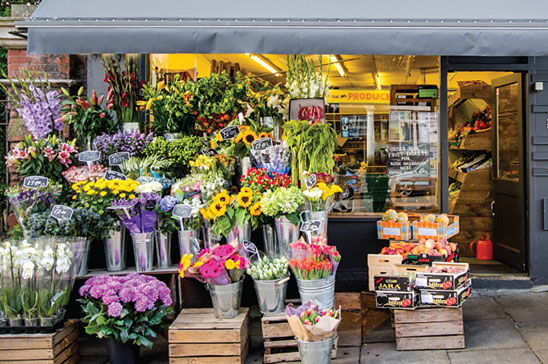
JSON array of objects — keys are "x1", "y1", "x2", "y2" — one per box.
[
  {"x1": 179, "y1": 254, "x2": 193, "y2": 278},
  {"x1": 242, "y1": 130, "x2": 258, "y2": 146},
  {"x1": 214, "y1": 190, "x2": 230, "y2": 205},
  {"x1": 72, "y1": 195, "x2": 77, "y2": 200},
  {"x1": 237, "y1": 192, "x2": 253, "y2": 208},
  {"x1": 83, "y1": 185, "x2": 91, "y2": 192},
  {"x1": 112, "y1": 190, "x2": 119, "y2": 195},
  {"x1": 249, "y1": 201, "x2": 261, "y2": 216},
  {"x1": 225, "y1": 259, "x2": 236, "y2": 270},
  {"x1": 100, "y1": 191, "x2": 107, "y2": 197},
  {"x1": 210, "y1": 139, "x2": 217, "y2": 149},
  {"x1": 119, "y1": 193, "x2": 126, "y2": 198},
  {"x1": 129, "y1": 194, "x2": 136, "y2": 199},
  {"x1": 86, "y1": 190, "x2": 96, "y2": 195}
]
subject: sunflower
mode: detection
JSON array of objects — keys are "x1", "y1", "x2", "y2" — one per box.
[
  {"x1": 258, "y1": 132, "x2": 269, "y2": 139},
  {"x1": 211, "y1": 202, "x2": 227, "y2": 217},
  {"x1": 234, "y1": 131, "x2": 243, "y2": 143},
  {"x1": 200, "y1": 208, "x2": 212, "y2": 221},
  {"x1": 242, "y1": 130, "x2": 258, "y2": 145},
  {"x1": 214, "y1": 190, "x2": 230, "y2": 205},
  {"x1": 240, "y1": 187, "x2": 253, "y2": 195},
  {"x1": 237, "y1": 191, "x2": 253, "y2": 208},
  {"x1": 249, "y1": 201, "x2": 261, "y2": 216}
]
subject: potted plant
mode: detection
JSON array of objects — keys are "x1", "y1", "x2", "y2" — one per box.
[
  {"x1": 247, "y1": 254, "x2": 290, "y2": 315},
  {"x1": 170, "y1": 178, "x2": 204, "y2": 254},
  {"x1": 288, "y1": 238, "x2": 341, "y2": 310},
  {"x1": 78, "y1": 273, "x2": 173, "y2": 364},
  {"x1": 154, "y1": 195, "x2": 179, "y2": 268},
  {"x1": 143, "y1": 136, "x2": 205, "y2": 179},
  {"x1": 179, "y1": 241, "x2": 248, "y2": 319},
  {"x1": 261, "y1": 186, "x2": 305, "y2": 257},
  {"x1": 302, "y1": 182, "x2": 342, "y2": 243}
]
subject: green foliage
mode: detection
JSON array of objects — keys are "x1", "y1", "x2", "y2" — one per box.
[
  {"x1": 143, "y1": 136, "x2": 205, "y2": 178},
  {"x1": 121, "y1": 155, "x2": 174, "y2": 180}
]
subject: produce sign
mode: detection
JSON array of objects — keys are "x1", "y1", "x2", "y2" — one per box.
[
  {"x1": 22, "y1": 176, "x2": 49, "y2": 189},
  {"x1": 201, "y1": 148, "x2": 218, "y2": 157},
  {"x1": 78, "y1": 151, "x2": 101, "y2": 163},
  {"x1": 243, "y1": 240, "x2": 258, "y2": 255},
  {"x1": 375, "y1": 290, "x2": 417, "y2": 310},
  {"x1": 104, "y1": 170, "x2": 127, "y2": 181},
  {"x1": 415, "y1": 263, "x2": 469, "y2": 290},
  {"x1": 172, "y1": 204, "x2": 192, "y2": 219},
  {"x1": 219, "y1": 125, "x2": 240, "y2": 141},
  {"x1": 305, "y1": 173, "x2": 317, "y2": 190},
  {"x1": 50, "y1": 205, "x2": 74, "y2": 221},
  {"x1": 419, "y1": 282, "x2": 471, "y2": 307},
  {"x1": 374, "y1": 276, "x2": 415, "y2": 292},
  {"x1": 300, "y1": 220, "x2": 322, "y2": 233},
  {"x1": 252, "y1": 137, "x2": 273, "y2": 151},
  {"x1": 108, "y1": 152, "x2": 130, "y2": 166}
]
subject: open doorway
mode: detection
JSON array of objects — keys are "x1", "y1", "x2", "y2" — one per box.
[{"x1": 447, "y1": 71, "x2": 527, "y2": 276}]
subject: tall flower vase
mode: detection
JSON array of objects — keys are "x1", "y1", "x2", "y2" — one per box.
[
  {"x1": 296, "y1": 274, "x2": 336, "y2": 311},
  {"x1": 104, "y1": 226, "x2": 127, "y2": 272},
  {"x1": 207, "y1": 279, "x2": 244, "y2": 319},
  {"x1": 202, "y1": 222, "x2": 220, "y2": 249},
  {"x1": 178, "y1": 229, "x2": 200, "y2": 257},
  {"x1": 122, "y1": 122, "x2": 140, "y2": 133},
  {"x1": 69, "y1": 237, "x2": 90, "y2": 276},
  {"x1": 107, "y1": 338, "x2": 140, "y2": 364},
  {"x1": 155, "y1": 231, "x2": 172, "y2": 269},
  {"x1": 274, "y1": 216, "x2": 300, "y2": 258},
  {"x1": 130, "y1": 233, "x2": 154, "y2": 273},
  {"x1": 262, "y1": 224, "x2": 279, "y2": 258},
  {"x1": 227, "y1": 223, "x2": 251, "y2": 244},
  {"x1": 301, "y1": 209, "x2": 329, "y2": 244},
  {"x1": 253, "y1": 277, "x2": 289, "y2": 315}
]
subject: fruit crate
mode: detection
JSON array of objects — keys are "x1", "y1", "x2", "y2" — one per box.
[
  {"x1": 412, "y1": 215, "x2": 460, "y2": 240},
  {"x1": 0, "y1": 319, "x2": 79, "y2": 364},
  {"x1": 394, "y1": 307, "x2": 465, "y2": 350},
  {"x1": 367, "y1": 254, "x2": 403, "y2": 291},
  {"x1": 168, "y1": 308, "x2": 249, "y2": 364},
  {"x1": 261, "y1": 312, "x2": 337, "y2": 363},
  {"x1": 376, "y1": 220, "x2": 412, "y2": 240}
]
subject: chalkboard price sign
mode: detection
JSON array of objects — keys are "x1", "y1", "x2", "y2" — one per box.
[
  {"x1": 252, "y1": 137, "x2": 273, "y2": 151},
  {"x1": 104, "y1": 170, "x2": 127, "y2": 181},
  {"x1": 78, "y1": 151, "x2": 101, "y2": 163},
  {"x1": 201, "y1": 148, "x2": 218, "y2": 157},
  {"x1": 305, "y1": 174, "x2": 317, "y2": 190},
  {"x1": 300, "y1": 220, "x2": 322, "y2": 232},
  {"x1": 108, "y1": 152, "x2": 130, "y2": 166},
  {"x1": 243, "y1": 240, "x2": 258, "y2": 255},
  {"x1": 50, "y1": 205, "x2": 74, "y2": 221},
  {"x1": 23, "y1": 176, "x2": 49, "y2": 189},
  {"x1": 172, "y1": 204, "x2": 192, "y2": 219},
  {"x1": 219, "y1": 125, "x2": 240, "y2": 141}
]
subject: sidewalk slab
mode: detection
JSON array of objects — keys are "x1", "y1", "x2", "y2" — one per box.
[
  {"x1": 360, "y1": 342, "x2": 450, "y2": 364},
  {"x1": 495, "y1": 293, "x2": 548, "y2": 327},
  {"x1": 338, "y1": 311, "x2": 363, "y2": 347},
  {"x1": 517, "y1": 326, "x2": 548, "y2": 352},
  {"x1": 334, "y1": 346, "x2": 361, "y2": 363},
  {"x1": 463, "y1": 297, "x2": 506, "y2": 321},
  {"x1": 448, "y1": 349, "x2": 540, "y2": 364},
  {"x1": 464, "y1": 318, "x2": 528, "y2": 350}
]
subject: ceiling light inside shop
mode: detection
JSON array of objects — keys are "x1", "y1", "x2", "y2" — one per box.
[
  {"x1": 246, "y1": 54, "x2": 281, "y2": 77},
  {"x1": 330, "y1": 55, "x2": 346, "y2": 77},
  {"x1": 375, "y1": 73, "x2": 382, "y2": 90}
]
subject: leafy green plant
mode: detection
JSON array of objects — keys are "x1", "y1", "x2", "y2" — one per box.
[
  {"x1": 121, "y1": 155, "x2": 174, "y2": 180},
  {"x1": 103, "y1": 56, "x2": 141, "y2": 124},
  {"x1": 143, "y1": 136, "x2": 205, "y2": 178}
]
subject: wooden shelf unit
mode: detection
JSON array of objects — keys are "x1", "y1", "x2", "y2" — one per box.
[{"x1": 449, "y1": 130, "x2": 492, "y2": 151}]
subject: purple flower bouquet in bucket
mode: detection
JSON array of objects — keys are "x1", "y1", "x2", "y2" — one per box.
[
  {"x1": 110, "y1": 193, "x2": 160, "y2": 272},
  {"x1": 78, "y1": 274, "x2": 174, "y2": 364}
]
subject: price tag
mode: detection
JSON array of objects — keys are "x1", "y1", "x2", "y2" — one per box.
[
  {"x1": 201, "y1": 148, "x2": 218, "y2": 157},
  {"x1": 23, "y1": 176, "x2": 49, "y2": 189},
  {"x1": 417, "y1": 227, "x2": 437, "y2": 237},
  {"x1": 300, "y1": 220, "x2": 322, "y2": 232},
  {"x1": 305, "y1": 174, "x2": 317, "y2": 190},
  {"x1": 50, "y1": 205, "x2": 74, "y2": 221},
  {"x1": 108, "y1": 152, "x2": 130, "y2": 166},
  {"x1": 252, "y1": 137, "x2": 273, "y2": 151},
  {"x1": 78, "y1": 151, "x2": 101, "y2": 163},
  {"x1": 219, "y1": 125, "x2": 240, "y2": 141},
  {"x1": 243, "y1": 240, "x2": 258, "y2": 255},
  {"x1": 172, "y1": 204, "x2": 192, "y2": 219},
  {"x1": 104, "y1": 170, "x2": 127, "y2": 181}
]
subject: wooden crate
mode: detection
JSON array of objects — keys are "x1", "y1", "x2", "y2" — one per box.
[
  {"x1": 261, "y1": 313, "x2": 337, "y2": 363},
  {"x1": 0, "y1": 319, "x2": 79, "y2": 364},
  {"x1": 169, "y1": 307, "x2": 249, "y2": 364},
  {"x1": 394, "y1": 307, "x2": 464, "y2": 350}
]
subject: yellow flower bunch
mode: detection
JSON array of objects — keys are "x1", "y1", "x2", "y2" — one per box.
[
  {"x1": 317, "y1": 182, "x2": 343, "y2": 200},
  {"x1": 72, "y1": 178, "x2": 140, "y2": 214},
  {"x1": 200, "y1": 189, "x2": 232, "y2": 220}
]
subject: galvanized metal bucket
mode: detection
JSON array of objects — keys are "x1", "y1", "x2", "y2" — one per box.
[
  {"x1": 155, "y1": 231, "x2": 172, "y2": 268},
  {"x1": 202, "y1": 223, "x2": 220, "y2": 249},
  {"x1": 253, "y1": 277, "x2": 289, "y2": 315},
  {"x1": 296, "y1": 274, "x2": 336, "y2": 311},
  {"x1": 262, "y1": 224, "x2": 278, "y2": 258},
  {"x1": 69, "y1": 237, "x2": 90, "y2": 276},
  {"x1": 227, "y1": 223, "x2": 251, "y2": 244},
  {"x1": 274, "y1": 216, "x2": 300, "y2": 258},
  {"x1": 177, "y1": 229, "x2": 200, "y2": 257},
  {"x1": 301, "y1": 209, "x2": 329, "y2": 243},
  {"x1": 104, "y1": 226, "x2": 126, "y2": 272},
  {"x1": 296, "y1": 335, "x2": 335, "y2": 364},
  {"x1": 207, "y1": 279, "x2": 244, "y2": 319},
  {"x1": 131, "y1": 233, "x2": 154, "y2": 273}
]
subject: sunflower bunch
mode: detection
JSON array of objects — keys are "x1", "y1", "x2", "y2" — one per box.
[
  {"x1": 233, "y1": 187, "x2": 262, "y2": 231},
  {"x1": 211, "y1": 124, "x2": 272, "y2": 160},
  {"x1": 200, "y1": 190, "x2": 236, "y2": 239},
  {"x1": 71, "y1": 177, "x2": 140, "y2": 215}
]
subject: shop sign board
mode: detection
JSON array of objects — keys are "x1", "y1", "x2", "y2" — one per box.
[{"x1": 326, "y1": 89, "x2": 390, "y2": 104}]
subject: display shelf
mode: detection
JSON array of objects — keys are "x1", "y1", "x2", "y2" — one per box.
[
  {"x1": 76, "y1": 265, "x2": 179, "y2": 279},
  {"x1": 449, "y1": 129, "x2": 492, "y2": 151},
  {"x1": 448, "y1": 84, "x2": 492, "y2": 109}
]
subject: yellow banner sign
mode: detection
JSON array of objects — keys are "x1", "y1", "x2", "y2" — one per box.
[{"x1": 326, "y1": 89, "x2": 390, "y2": 104}]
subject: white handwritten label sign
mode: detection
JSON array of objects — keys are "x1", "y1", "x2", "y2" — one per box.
[
  {"x1": 104, "y1": 170, "x2": 127, "y2": 181},
  {"x1": 252, "y1": 137, "x2": 273, "y2": 151},
  {"x1": 172, "y1": 204, "x2": 192, "y2": 219},
  {"x1": 305, "y1": 174, "x2": 317, "y2": 190},
  {"x1": 300, "y1": 220, "x2": 322, "y2": 232},
  {"x1": 219, "y1": 125, "x2": 240, "y2": 141},
  {"x1": 50, "y1": 205, "x2": 74, "y2": 221},
  {"x1": 243, "y1": 240, "x2": 258, "y2": 255},
  {"x1": 108, "y1": 152, "x2": 130, "y2": 166},
  {"x1": 78, "y1": 151, "x2": 101, "y2": 163},
  {"x1": 23, "y1": 176, "x2": 49, "y2": 189},
  {"x1": 201, "y1": 148, "x2": 218, "y2": 157}
]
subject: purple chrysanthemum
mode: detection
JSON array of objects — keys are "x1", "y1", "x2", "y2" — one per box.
[
  {"x1": 107, "y1": 302, "x2": 123, "y2": 318},
  {"x1": 102, "y1": 294, "x2": 120, "y2": 306}
]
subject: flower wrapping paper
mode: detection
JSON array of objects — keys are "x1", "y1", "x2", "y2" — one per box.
[{"x1": 285, "y1": 301, "x2": 341, "y2": 342}]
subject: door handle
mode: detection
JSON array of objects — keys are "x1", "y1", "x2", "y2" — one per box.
[{"x1": 491, "y1": 201, "x2": 495, "y2": 217}]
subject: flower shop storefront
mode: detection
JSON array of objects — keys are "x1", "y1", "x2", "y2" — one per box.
[{"x1": 10, "y1": 0, "x2": 548, "y2": 303}]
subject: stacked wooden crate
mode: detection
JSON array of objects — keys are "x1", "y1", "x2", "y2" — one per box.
[{"x1": 367, "y1": 254, "x2": 403, "y2": 291}]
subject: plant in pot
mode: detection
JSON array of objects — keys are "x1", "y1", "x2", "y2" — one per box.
[
  {"x1": 251, "y1": 141, "x2": 292, "y2": 176},
  {"x1": 188, "y1": 154, "x2": 234, "y2": 201},
  {"x1": 179, "y1": 241, "x2": 248, "y2": 319},
  {"x1": 78, "y1": 273, "x2": 174, "y2": 364},
  {"x1": 247, "y1": 254, "x2": 290, "y2": 315},
  {"x1": 288, "y1": 238, "x2": 341, "y2": 311},
  {"x1": 199, "y1": 189, "x2": 237, "y2": 242},
  {"x1": 302, "y1": 182, "x2": 342, "y2": 243},
  {"x1": 59, "y1": 87, "x2": 117, "y2": 149},
  {"x1": 103, "y1": 56, "x2": 142, "y2": 131},
  {"x1": 260, "y1": 186, "x2": 305, "y2": 258},
  {"x1": 170, "y1": 177, "x2": 204, "y2": 254}
]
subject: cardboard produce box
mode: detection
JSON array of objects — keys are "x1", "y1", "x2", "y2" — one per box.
[
  {"x1": 415, "y1": 262, "x2": 469, "y2": 290},
  {"x1": 376, "y1": 290, "x2": 418, "y2": 310},
  {"x1": 412, "y1": 215, "x2": 459, "y2": 240},
  {"x1": 377, "y1": 220, "x2": 412, "y2": 240},
  {"x1": 419, "y1": 282, "x2": 472, "y2": 307}
]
